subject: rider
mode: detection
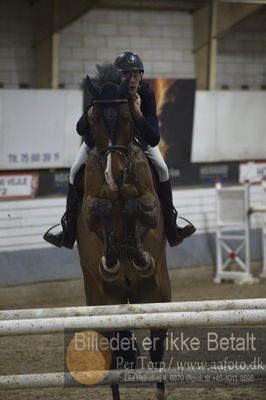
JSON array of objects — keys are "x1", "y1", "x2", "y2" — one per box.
[{"x1": 43, "y1": 51, "x2": 195, "y2": 249}]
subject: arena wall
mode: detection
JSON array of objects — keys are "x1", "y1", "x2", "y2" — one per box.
[
  {"x1": 0, "y1": 1, "x2": 266, "y2": 89},
  {"x1": 1, "y1": 1, "x2": 266, "y2": 285},
  {"x1": 0, "y1": 185, "x2": 264, "y2": 285}
]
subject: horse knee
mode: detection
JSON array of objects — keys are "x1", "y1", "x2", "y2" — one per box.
[
  {"x1": 91, "y1": 199, "x2": 113, "y2": 219},
  {"x1": 123, "y1": 199, "x2": 143, "y2": 219}
]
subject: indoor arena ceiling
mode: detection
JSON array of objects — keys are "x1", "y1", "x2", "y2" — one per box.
[{"x1": 25, "y1": 0, "x2": 266, "y2": 13}]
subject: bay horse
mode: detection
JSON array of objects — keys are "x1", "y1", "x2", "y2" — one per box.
[{"x1": 76, "y1": 69, "x2": 171, "y2": 400}]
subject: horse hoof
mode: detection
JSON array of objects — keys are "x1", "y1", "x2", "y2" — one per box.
[
  {"x1": 99, "y1": 256, "x2": 120, "y2": 282},
  {"x1": 132, "y1": 252, "x2": 155, "y2": 277}
]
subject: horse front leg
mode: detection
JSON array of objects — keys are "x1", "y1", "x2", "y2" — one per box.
[
  {"x1": 123, "y1": 194, "x2": 158, "y2": 276},
  {"x1": 111, "y1": 384, "x2": 120, "y2": 400},
  {"x1": 149, "y1": 328, "x2": 168, "y2": 400},
  {"x1": 86, "y1": 198, "x2": 120, "y2": 280}
]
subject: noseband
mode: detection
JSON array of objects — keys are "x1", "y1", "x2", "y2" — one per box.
[
  {"x1": 91, "y1": 98, "x2": 134, "y2": 177},
  {"x1": 99, "y1": 144, "x2": 133, "y2": 176}
]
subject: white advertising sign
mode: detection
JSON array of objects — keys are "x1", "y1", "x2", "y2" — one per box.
[
  {"x1": 239, "y1": 162, "x2": 266, "y2": 183},
  {"x1": 0, "y1": 173, "x2": 38, "y2": 199},
  {"x1": 191, "y1": 92, "x2": 266, "y2": 163},
  {"x1": 0, "y1": 90, "x2": 83, "y2": 170}
]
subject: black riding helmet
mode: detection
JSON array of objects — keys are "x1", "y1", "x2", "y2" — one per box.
[{"x1": 114, "y1": 51, "x2": 144, "y2": 73}]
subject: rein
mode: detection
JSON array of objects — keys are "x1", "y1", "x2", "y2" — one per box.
[{"x1": 92, "y1": 99, "x2": 128, "y2": 105}]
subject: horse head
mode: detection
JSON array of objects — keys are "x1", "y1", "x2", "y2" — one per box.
[{"x1": 86, "y1": 74, "x2": 133, "y2": 191}]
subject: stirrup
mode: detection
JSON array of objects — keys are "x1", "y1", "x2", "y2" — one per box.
[
  {"x1": 178, "y1": 215, "x2": 195, "y2": 227},
  {"x1": 43, "y1": 223, "x2": 61, "y2": 237},
  {"x1": 43, "y1": 223, "x2": 63, "y2": 247},
  {"x1": 167, "y1": 216, "x2": 196, "y2": 247}
]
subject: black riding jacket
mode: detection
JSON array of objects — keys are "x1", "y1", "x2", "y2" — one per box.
[{"x1": 76, "y1": 84, "x2": 160, "y2": 148}]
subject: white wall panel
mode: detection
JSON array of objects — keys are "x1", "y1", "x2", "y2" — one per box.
[
  {"x1": 0, "y1": 90, "x2": 82, "y2": 170},
  {"x1": 192, "y1": 92, "x2": 266, "y2": 163},
  {"x1": 0, "y1": 185, "x2": 264, "y2": 252}
]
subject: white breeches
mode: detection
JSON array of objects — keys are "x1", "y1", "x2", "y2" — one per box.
[
  {"x1": 144, "y1": 145, "x2": 169, "y2": 182},
  {"x1": 69, "y1": 143, "x2": 169, "y2": 184},
  {"x1": 69, "y1": 142, "x2": 90, "y2": 184}
]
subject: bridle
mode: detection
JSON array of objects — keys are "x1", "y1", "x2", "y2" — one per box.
[
  {"x1": 99, "y1": 144, "x2": 133, "y2": 176},
  {"x1": 91, "y1": 98, "x2": 135, "y2": 179}
]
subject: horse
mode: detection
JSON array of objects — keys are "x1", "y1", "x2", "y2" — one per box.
[{"x1": 76, "y1": 68, "x2": 171, "y2": 400}]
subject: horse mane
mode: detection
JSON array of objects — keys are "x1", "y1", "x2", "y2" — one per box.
[{"x1": 95, "y1": 63, "x2": 120, "y2": 86}]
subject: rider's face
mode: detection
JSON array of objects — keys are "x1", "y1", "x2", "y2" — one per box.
[{"x1": 120, "y1": 70, "x2": 142, "y2": 95}]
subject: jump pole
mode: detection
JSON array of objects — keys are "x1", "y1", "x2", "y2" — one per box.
[
  {"x1": 1, "y1": 367, "x2": 266, "y2": 390},
  {"x1": 1, "y1": 298, "x2": 266, "y2": 321},
  {"x1": 1, "y1": 309, "x2": 266, "y2": 336}
]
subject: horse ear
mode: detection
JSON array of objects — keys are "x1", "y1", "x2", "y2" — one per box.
[
  {"x1": 118, "y1": 72, "x2": 132, "y2": 98},
  {"x1": 85, "y1": 75, "x2": 101, "y2": 98}
]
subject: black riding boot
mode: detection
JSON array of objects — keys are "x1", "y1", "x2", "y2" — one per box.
[
  {"x1": 158, "y1": 179, "x2": 196, "y2": 247},
  {"x1": 43, "y1": 182, "x2": 79, "y2": 249}
]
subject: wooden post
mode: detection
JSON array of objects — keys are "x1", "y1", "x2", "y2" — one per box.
[
  {"x1": 35, "y1": 33, "x2": 59, "y2": 89},
  {"x1": 193, "y1": 1, "x2": 262, "y2": 90}
]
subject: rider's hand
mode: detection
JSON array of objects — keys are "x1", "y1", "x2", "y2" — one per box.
[
  {"x1": 130, "y1": 93, "x2": 142, "y2": 120},
  {"x1": 134, "y1": 93, "x2": 141, "y2": 109}
]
